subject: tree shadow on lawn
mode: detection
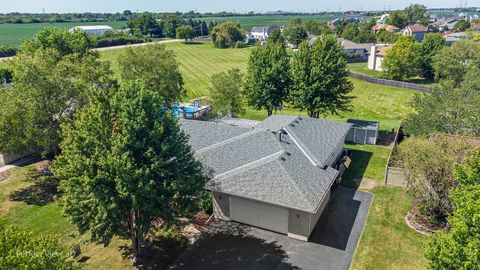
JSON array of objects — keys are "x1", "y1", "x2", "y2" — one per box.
[
  {"x1": 120, "y1": 233, "x2": 188, "y2": 270},
  {"x1": 170, "y1": 222, "x2": 300, "y2": 270},
  {"x1": 184, "y1": 41, "x2": 204, "y2": 46},
  {"x1": 342, "y1": 148, "x2": 373, "y2": 189},
  {"x1": 8, "y1": 173, "x2": 59, "y2": 206}
]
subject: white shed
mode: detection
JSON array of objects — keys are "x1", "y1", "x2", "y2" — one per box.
[
  {"x1": 345, "y1": 119, "x2": 379, "y2": 145},
  {"x1": 69, "y1": 25, "x2": 113, "y2": 35}
]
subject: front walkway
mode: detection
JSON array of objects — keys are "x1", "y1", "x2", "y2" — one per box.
[{"x1": 170, "y1": 187, "x2": 373, "y2": 270}]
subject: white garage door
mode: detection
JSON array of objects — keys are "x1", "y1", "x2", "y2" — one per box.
[{"x1": 230, "y1": 197, "x2": 288, "y2": 234}]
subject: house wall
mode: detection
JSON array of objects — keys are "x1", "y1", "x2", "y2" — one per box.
[
  {"x1": 287, "y1": 190, "x2": 331, "y2": 241},
  {"x1": 367, "y1": 45, "x2": 377, "y2": 70},
  {"x1": 212, "y1": 192, "x2": 230, "y2": 221},
  {"x1": 212, "y1": 190, "x2": 332, "y2": 242},
  {"x1": 375, "y1": 56, "x2": 384, "y2": 71},
  {"x1": 0, "y1": 151, "x2": 31, "y2": 167}
]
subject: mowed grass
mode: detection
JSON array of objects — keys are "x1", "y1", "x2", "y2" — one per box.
[
  {"x1": 0, "y1": 21, "x2": 127, "y2": 46},
  {"x1": 101, "y1": 42, "x2": 416, "y2": 131},
  {"x1": 351, "y1": 186, "x2": 427, "y2": 270},
  {"x1": 0, "y1": 165, "x2": 133, "y2": 270}
]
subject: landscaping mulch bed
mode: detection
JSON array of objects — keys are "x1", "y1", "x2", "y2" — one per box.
[{"x1": 405, "y1": 200, "x2": 445, "y2": 235}]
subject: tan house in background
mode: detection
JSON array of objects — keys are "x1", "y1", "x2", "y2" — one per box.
[{"x1": 367, "y1": 44, "x2": 392, "y2": 71}]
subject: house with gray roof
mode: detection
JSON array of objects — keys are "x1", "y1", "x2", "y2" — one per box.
[{"x1": 180, "y1": 116, "x2": 352, "y2": 241}]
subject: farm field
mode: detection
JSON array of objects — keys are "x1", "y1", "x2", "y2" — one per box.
[
  {"x1": 197, "y1": 14, "x2": 336, "y2": 30},
  {"x1": 0, "y1": 21, "x2": 127, "y2": 46}
]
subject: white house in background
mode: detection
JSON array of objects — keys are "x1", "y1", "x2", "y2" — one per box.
[
  {"x1": 69, "y1": 25, "x2": 114, "y2": 35},
  {"x1": 250, "y1": 25, "x2": 280, "y2": 41},
  {"x1": 367, "y1": 44, "x2": 391, "y2": 71}
]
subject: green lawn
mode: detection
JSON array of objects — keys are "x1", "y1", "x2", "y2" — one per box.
[
  {"x1": 0, "y1": 165, "x2": 133, "y2": 270},
  {"x1": 351, "y1": 186, "x2": 427, "y2": 270},
  {"x1": 0, "y1": 21, "x2": 127, "y2": 46},
  {"x1": 101, "y1": 42, "x2": 416, "y2": 131}
]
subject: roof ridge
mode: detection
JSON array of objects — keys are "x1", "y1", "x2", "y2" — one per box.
[
  {"x1": 283, "y1": 126, "x2": 320, "y2": 167},
  {"x1": 214, "y1": 150, "x2": 284, "y2": 179},
  {"x1": 195, "y1": 129, "x2": 261, "y2": 153}
]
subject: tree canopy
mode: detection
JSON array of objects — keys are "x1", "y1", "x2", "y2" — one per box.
[
  {"x1": 417, "y1": 33, "x2": 446, "y2": 80},
  {"x1": 425, "y1": 149, "x2": 480, "y2": 269},
  {"x1": 244, "y1": 41, "x2": 290, "y2": 116},
  {"x1": 209, "y1": 68, "x2": 245, "y2": 117},
  {"x1": 290, "y1": 36, "x2": 353, "y2": 118},
  {"x1": 210, "y1": 22, "x2": 244, "y2": 48},
  {"x1": 0, "y1": 222, "x2": 73, "y2": 270},
  {"x1": 283, "y1": 18, "x2": 308, "y2": 47},
  {"x1": 127, "y1": 13, "x2": 163, "y2": 37},
  {"x1": 21, "y1": 27, "x2": 95, "y2": 56},
  {"x1": 0, "y1": 48, "x2": 112, "y2": 155},
  {"x1": 117, "y1": 44, "x2": 185, "y2": 107},
  {"x1": 176, "y1": 25, "x2": 196, "y2": 43},
  {"x1": 53, "y1": 81, "x2": 205, "y2": 263},
  {"x1": 382, "y1": 35, "x2": 419, "y2": 81}
]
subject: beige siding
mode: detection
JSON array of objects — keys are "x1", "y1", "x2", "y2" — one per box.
[{"x1": 212, "y1": 192, "x2": 230, "y2": 221}]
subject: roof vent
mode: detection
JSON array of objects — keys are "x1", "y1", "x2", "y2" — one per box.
[
  {"x1": 290, "y1": 124, "x2": 295, "y2": 127},
  {"x1": 285, "y1": 152, "x2": 291, "y2": 156},
  {"x1": 280, "y1": 157, "x2": 286, "y2": 161}
]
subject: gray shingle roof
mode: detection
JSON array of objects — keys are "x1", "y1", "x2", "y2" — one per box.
[
  {"x1": 180, "y1": 116, "x2": 351, "y2": 213},
  {"x1": 250, "y1": 25, "x2": 280, "y2": 33},
  {"x1": 284, "y1": 118, "x2": 352, "y2": 168}
]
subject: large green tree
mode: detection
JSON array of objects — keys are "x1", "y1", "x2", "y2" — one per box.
[
  {"x1": 176, "y1": 25, "x2": 196, "y2": 43},
  {"x1": 398, "y1": 135, "x2": 472, "y2": 224},
  {"x1": 244, "y1": 41, "x2": 290, "y2": 116},
  {"x1": 0, "y1": 222, "x2": 73, "y2": 269},
  {"x1": 403, "y1": 70, "x2": 480, "y2": 137},
  {"x1": 425, "y1": 149, "x2": 480, "y2": 269},
  {"x1": 433, "y1": 39, "x2": 480, "y2": 86},
  {"x1": 404, "y1": 4, "x2": 428, "y2": 24},
  {"x1": 385, "y1": 11, "x2": 408, "y2": 29},
  {"x1": 21, "y1": 27, "x2": 95, "y2": 56},
  {"x1": 209, "y1": 68, "x2": 245, "y2": 117},
  {"x1": 53, "y1": 81, "x2": 205, "y2": 263},
  {"x1": 210, "y1": 22, "x2": 244, "y2": 48},
  {"x1": 290, "y1": 37, "x2": 353, "y2": 118},
  {"x1": 418, "y1": 33, "x2": 445, "y2": 80},
  {"x1": 283, "y1": 18, "x2": 308, "y2": 47},
  {"x1": 382, "y1": 35, "x2": 419, "y2": 81},
  {"x1": 0, "y1": 49, "x2": 112, "y2": 155},
  {"x1": 127, "y1": 13, "x2": 163, "y2": 37},
  {"x1": 117, "y1": 44, "x2": 185, "y2": 107}
]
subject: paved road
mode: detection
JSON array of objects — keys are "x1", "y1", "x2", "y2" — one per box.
[
  {"x1": 93, "y1": 39, "x2": 183, "y2": 51},
  {"x1": 171, "y1": 187, "x2": 373, "y2": 270}
]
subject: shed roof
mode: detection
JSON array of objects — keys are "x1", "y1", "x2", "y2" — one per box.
[{"x1": 347, "y1": 119, "x2": 380, "y2": 130}]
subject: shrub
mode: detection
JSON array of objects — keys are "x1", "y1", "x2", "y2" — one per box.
[
  {"x1": 0, "y1": 45, "x2": 17, "y2": 58},
  {"x1": 95, "y1": 31, "x2": 149, "y2": 48},
  {"x1": 234, "y1": 41, "x2": 246, "y2": 48}
]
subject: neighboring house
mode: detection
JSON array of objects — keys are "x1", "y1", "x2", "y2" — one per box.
[
  {"x1": 250, "y1": 26, "x2": 280, "y2": 41},
  {"x1": 402, "y1": 24, "x2": 429, "y2": 41},
  {"x1": 437, "y1": 17, "x2": 459, "y2": 32},
  {"x1": 180, "y1": 115, "x2": 352, "y2": 241},
  {"x1": 444, "y1": 32, "x2": 467, "y2": 46},
  {"x1": 371, "y1": 23, "x2": 399, "y2": 34},
  {"x1": 367, "y1": 44, "x2": 391, "y2": 71},
  {"x1": 244, "y1": 33, "x2": 256, "y2": 44},
  {"x1": 69, "y1": 25, "x2": 113, "y2": 35},
  {"x1": 338, "y1": 38, "x2": 373, "y2": 62},
  {"x1": 378, "y1": 13, "x2": 390, "y2": 24}
]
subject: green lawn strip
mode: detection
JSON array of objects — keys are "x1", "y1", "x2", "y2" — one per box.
[
  {"x1": 351, "y1": 186, "x2": 427, "y2": 270},
  {"x1": 347, "y1": 62, "x2": 433, "y2": 85},
  {"x1": 342, "y1": 144, "x2": 390, "y2": 188}
]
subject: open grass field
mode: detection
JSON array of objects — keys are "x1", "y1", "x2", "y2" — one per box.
[
  {"x1": 197, "y1": 14, "x2": 336, "y2": 30},
  {"x1": 0, "y1": 21, "x2": 127, "y2": 46},
  {"x1": 101, "y1": 42, "x2": 416, "y2": 131}
]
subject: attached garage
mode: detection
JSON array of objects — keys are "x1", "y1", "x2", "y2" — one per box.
[
  {"x1": 345, "y1": 119, "x2": 379, "y2": 145},
  {"x1": 230, "y1": 196, "x2": 288, "y2": 234}
]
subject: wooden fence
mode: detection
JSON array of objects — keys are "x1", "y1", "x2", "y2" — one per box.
[
  {"x1": 384, "y1": 122, "x2": 407, "y2": 186},
  {"x1": 349, "y1": 72, "x2": 431, "y2": 92}
]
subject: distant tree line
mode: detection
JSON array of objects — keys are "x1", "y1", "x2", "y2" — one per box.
[{"x1": 127, "y1": 13, "x2": 208, "y2": 39}]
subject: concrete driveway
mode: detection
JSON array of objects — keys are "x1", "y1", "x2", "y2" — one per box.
[{"x1": 170, "y1": 187, "x2": 373, "y2": 270}]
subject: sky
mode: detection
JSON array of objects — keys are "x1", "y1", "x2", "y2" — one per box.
[{"x1": 2, "y1": 0, "x2": 478, "y2": 14}]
